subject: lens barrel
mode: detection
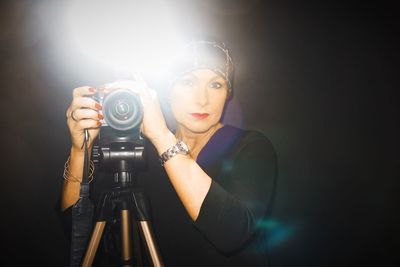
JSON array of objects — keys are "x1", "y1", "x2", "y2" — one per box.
[{"x1": 102, "y1": 89, "x2": 143, "y2": 131}]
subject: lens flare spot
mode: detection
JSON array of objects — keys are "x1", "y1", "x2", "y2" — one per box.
[{"x1": 255, "y1": 219, "x2": 297, "y2": 250}]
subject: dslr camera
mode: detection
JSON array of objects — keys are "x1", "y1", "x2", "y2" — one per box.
[{"x1": 91, "y1": 83, "x2": 147, "y2": 180}]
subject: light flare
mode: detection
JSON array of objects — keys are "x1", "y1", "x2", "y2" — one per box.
[{"x1": 62, "y1": 0, "x2": 184, "y2": 81}]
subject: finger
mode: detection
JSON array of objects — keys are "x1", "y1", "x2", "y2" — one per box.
[
  {"x1": 146, "y1": 87, "x2": 158, "y2": 100},
  {"x1": 72, "y1": 86, "x2": 97, "y2": 98},
  {"x1": 139, "y1": 87, "x2": 158, "y2": 106},
  {"x1": 71, "y1": 96, "x2": 102, "y2": 111},
  {"x1": 76, "y1": 119, "x2": 102, "y2": 130},
  {"x1": 73, "y1": 108, "x2": 103, "y2": 121},
  {"x1": 97, "y1": 85, "x2": 119, "y2": 94}
]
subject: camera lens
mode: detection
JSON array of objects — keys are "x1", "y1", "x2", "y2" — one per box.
[
  {"x1": 114, "y1": 100, "x2": 131, "y2": 119},
  {"x1": 102, "y1": 89, "x2": 143, "y2": 131}
]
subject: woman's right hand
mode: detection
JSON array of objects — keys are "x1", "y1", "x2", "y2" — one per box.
[{"x1": 66, "y1": 86, "x2": 103, "y2": 152}]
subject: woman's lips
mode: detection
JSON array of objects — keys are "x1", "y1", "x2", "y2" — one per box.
[{"x1": 190, "y1": 113, "x2": 209, "y2": 119}]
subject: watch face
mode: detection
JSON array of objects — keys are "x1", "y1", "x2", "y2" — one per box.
[
  {"x1": 178, "y1": 140, "x2": 190, "y2": 153},
  {"x1": 160, "y1": 140, "x2": 190, "y2": 166}
]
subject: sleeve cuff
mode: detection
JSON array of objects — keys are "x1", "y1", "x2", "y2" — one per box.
[{"x1": 193, "y1": 180, "x2": 228, "y2": 234}]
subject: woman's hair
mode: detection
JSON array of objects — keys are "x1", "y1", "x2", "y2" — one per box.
[{"x1": 167, "y1": 39, "x2": 235, "y2": 98}]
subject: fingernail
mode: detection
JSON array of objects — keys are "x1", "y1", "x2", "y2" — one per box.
[
  {"x1": 98, "y1": 113, "x2": 104, "y2": 119},
  {"x1": 89, "y1": 87, "x2": 96, "y2": 92},
  {"x1": 95, "y1": 103, "x2": 102, "y2": 110}
]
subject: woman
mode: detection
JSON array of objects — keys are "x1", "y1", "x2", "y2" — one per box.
[{"x1": 61, "y1": 41, "x2": 278, "y2": 266}]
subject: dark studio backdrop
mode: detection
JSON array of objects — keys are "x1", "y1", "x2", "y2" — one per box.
[{"x1": 0, "y1": 1, "x2": 398, "y2": 266}]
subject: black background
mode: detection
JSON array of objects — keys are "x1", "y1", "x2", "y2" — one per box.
[{"x1": 0, "y1": 1, "x2": 399, "y2": 266}]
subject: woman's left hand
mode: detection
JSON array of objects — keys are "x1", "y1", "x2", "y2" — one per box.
[{"x1": 100, "y1": 79, "x2": 174, "y2": 147}]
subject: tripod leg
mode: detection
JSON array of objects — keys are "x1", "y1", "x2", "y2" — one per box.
[
  {"x1": 120, "y1": 209, "x2": 134, "y2": 267},
  {"x1": 82, "y1": 221, "x2": 106, "y2": 267},
  {"x1": 138, "y1": 221, "x2": 165, "y2": 267},
  {"x1": 132, "y1": 220, "x2": 144, "y2": 267}
]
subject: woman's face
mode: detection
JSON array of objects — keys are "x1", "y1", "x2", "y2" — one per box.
[{"x1": 169, "y1": 69, "x2": 228, "y2": 134}]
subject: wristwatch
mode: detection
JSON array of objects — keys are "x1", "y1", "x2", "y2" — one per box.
[{"x1": 159, "y1": 140, "x2": 190, "y2": 166}]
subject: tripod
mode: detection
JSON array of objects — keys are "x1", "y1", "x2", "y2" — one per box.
[{"x1": 81, "y1": 141, "x2": 165, "y2": 267}]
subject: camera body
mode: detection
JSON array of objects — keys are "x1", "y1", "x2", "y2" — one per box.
[{"x1": 91, "y1": 87, "x2": 147, "y2": 177}]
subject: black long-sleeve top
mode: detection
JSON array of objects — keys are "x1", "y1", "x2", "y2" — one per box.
[{"x1": 60, "y1": 125, "x2": 278, "y2": 267}]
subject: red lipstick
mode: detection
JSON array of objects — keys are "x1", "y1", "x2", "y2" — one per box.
[{"x1": 190, "y1": 113, "x2": 209, "y2": 119}]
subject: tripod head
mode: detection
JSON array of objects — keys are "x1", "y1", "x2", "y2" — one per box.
[{"x1": 92, "y1": 126, "x2": 147, "y2": 185}]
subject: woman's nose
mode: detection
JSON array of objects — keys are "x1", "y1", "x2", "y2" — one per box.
[{"x1": 193, "y1": 86, "x2": 209, "y2": 106}]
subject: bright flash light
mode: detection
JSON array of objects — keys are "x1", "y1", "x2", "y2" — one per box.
[{"x1": 63, "y1": 0, "x2": 184, "y2": 81}]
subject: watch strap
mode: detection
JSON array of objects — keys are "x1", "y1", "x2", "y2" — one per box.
[{"x1": 159, "y1": 140, "x2": 189, "y2": 166}]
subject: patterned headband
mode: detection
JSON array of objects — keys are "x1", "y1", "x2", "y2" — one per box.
[{"x1": 168, "y1": 40, "x2": 235, "y2": 96}]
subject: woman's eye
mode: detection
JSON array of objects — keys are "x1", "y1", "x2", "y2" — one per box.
[{"x1": 209, "y1": 82, "x2": 223, "y2": 89}]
